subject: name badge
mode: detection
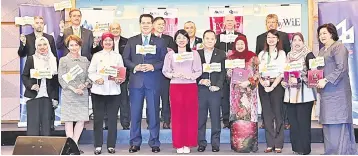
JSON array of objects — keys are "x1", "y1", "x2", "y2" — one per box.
[
  {"x1": 97, "y1": 66, "x2": 118, "y2": 77},
  {"x1": 62, "y1": 65, "x2": 84, "y2": 83},
  {"x1": 173, "y1": 52, "x2": 194, "y2": 62},
  {"x1": 30, "y1": 69, "x2": 53, "y2": 79},
  {"x1": 203, "y1": 63, "x2": 221, "y2": 73},
  {"x1": 225, "y1": 59, "x2": 245, "y2": 69},
  {"x1": 220, "y1": 34, "x2": 237, "y2": 43},
  {"x1": 136, "y1": 45, "x2": 156, "y2": 55}
]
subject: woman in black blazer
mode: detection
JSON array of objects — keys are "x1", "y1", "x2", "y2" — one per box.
[{"x1": 22, "y1": 37, "x2": 59, "y2": 136}]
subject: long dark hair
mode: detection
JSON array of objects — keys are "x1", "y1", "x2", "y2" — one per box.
[
  {"x1": 173, "y1": 29, "x2": 192, "y2": 53},
  {"x1": 263, "y1": 29, "x2": 283, "y2": 60}
]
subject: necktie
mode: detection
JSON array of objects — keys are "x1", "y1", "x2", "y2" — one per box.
[
  {"x1": 144, "y1": 35, "x2": 149, "y2": 45},
  {"x1": 74, "y1": 28, "x2": 80, "y2": 37}
]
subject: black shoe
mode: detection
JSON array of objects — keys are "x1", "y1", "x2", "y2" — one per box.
[
  {"x1": 197, "y1": 146, "x2": 206, "y2": 152},
  {"x1": 163, "y1": 123, "x2": 170, "y2": 129},
  {"x1": 260, "y1": 124, "x2": 265, "y2": 129},
  {"x1": 129, "y1": 146, "x2": 140, "y2": 153},
  {"x1": 223, "y1": 122, "x2": 230, "y2": 129},
  {"x1": 107, "y1": 148, "x2": 115, "y2": 154},
  {"x1": 80, "y1": 150, "x2": 84, "y2": 154},
  {"x1": 103, "y1": 126, "x2": 108, "y2": 130},
  {"x1": 152, "y1": 146, "x2": 160, "y2": 153},
  {"x1": 122, "y1": 125, "x2": 130, "y2": 130},
  {"x1": 94, "y1": 149, "x2": 102, "y2": 155},
  {"x1": 212, "y1": 147, "x2": 220, "y2": 152}
]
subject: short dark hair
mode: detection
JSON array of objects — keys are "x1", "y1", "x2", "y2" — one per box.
[
  {"x1": 173, "y1": 29, "x2": 192, "y2": 53},
  {"x1": 203, "y1": 30, "x2": 216, "y2": 39},
  {"x1": 317, "y1": 23, "x2": 339, "y2": 42},
  {"x1": 69, "y1": 9, "x2": 82, "y2": 17},
  {"x1": 139, "y1": 14, "x2": 154, "y2": 23},
  {"x1": 263, "y1": 29, "x2": 283, "y2": 60},
  {"x1": 153, "y1": 17, "x2": 165, "y2": 24}
]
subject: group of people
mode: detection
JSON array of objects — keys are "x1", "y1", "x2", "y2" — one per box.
[{"x1": 18, "y1": 8, "x2": 357, "y2": 155}]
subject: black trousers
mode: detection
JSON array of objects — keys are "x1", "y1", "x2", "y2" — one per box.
[
  {"x1": 198, "y1": 88, "x2": 222, "y2": 148},
  {"x1": 221, "y1": 80, "x2": 230, "y2": 124},
  {"x1": 160, "y1": 78, "x2": 171, "y2": 124},
  {"x1": 287, "y1": 102, "x2": 313, "y2": 154},
  {"x1": 104, "y1": 81, "x2": 130, "y2": 128},
  {"x1": 258, "y1": 83, "x2": 285, "y2": 148},
  {"x1": 26, "y1": 97, "x2": 53, "y2": 136},
  {"x1": 92, "y1": 94, "x2": 121, "y2": 148}
]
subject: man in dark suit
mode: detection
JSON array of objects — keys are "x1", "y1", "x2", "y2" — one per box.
[
  {"x1": 214, "y1": 14, "x2": 246, "y2": 129},
  {"x1": 92, "y1": 22, "x2": 130, "y2": 130},
  {"x1": 56, "y1": 9, "x2": 94, "y2": 60},
  {"x1": 18, "y1": 16, "x2": 57, "y2": 58},
  {"x1": 146, "y1": 16, "x2": 175, "y2": 129},
  {"x1": 197, "y1": 30, "x2": 226, "y2": 152},
  {"x1": 255, "y1": 14, "x2": 291, "y2": 129},
  {"x1": 18, "y1": 16, "x2": 58, "y2": 132},
  {"x1": 184, "y1": 21, "x2": 203, "y2": 50},
  {"x1": 123, "y1": 14, "x2": 167, "y2": 153}
]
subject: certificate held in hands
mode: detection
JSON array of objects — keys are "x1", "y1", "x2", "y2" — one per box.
[
  {"x1": 108, "y1": 66, "x2": 126, "y2": 81},
  {"x1": 231, "y1": 68, "x2": 249, "y2": 84},
  {"x1": 308, "y1": 69, "x2": 323, "y2": 88}
]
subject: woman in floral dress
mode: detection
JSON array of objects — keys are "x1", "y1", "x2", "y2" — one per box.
[{"x1": 227, "y1": 36, "x2": 259, "y2": 153}]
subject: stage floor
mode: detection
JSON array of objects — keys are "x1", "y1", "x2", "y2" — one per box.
[{"x1": 4, "y1": 143, "x2": 358, "y2": 155}]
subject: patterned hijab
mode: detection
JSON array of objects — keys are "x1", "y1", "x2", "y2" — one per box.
[{"x1": 287, "y1": 33, "x2": 310, "y2": 62}]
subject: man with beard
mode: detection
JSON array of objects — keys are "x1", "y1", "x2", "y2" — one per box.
[{"x1": 18, "y1": 16, "x2": 57, "y2": 58}]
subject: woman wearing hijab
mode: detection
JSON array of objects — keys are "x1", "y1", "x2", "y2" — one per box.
[
  {"x1": 281, "y1": 32, "x2": 316, "y2": 155},
  {"x1": 227, "y1": 36, "x2": 259, "y2": 153},
  {"x1": 88, "y1": 32, "x2": 125, "y2": 155},
  {"x1": 58, "y1": 35, "x2": 91, "y2": 152},
  {"x1": 162, "y1": 29, "x2": 202, "y2": 154},
  {"x1": 21, "y1": 36, "x2": 59, "y2": 136}
]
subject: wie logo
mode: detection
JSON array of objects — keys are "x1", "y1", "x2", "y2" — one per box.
[{"x1": 336, "y1": 19, "x2": 354, "y2": 44}]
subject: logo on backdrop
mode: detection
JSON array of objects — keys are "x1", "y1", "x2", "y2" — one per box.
[
  {"x1": 336, "y1": 19, "x2": 354, "y2": 44},
  {"x1": 278, "y1": 18, "x2": 301, "y2": 29}
]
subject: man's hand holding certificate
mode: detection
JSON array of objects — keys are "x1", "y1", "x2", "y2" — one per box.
[{"x1": 136, "y1": 45, "x2": 156, "y2": 55}]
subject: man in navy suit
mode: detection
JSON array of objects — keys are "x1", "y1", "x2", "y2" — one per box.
[{"x1": 123, "y1": 14, "x2": 167, "y2": 153}]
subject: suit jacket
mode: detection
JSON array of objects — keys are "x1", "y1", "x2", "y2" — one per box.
[
  {"x1": 215, "y1": 31, "x2": 246, "y2": 52},
  {"x1": 18, "y1": 32, "x2": 57, "y2": 58},
  {"x1": 159, "y1": 34, "x2": 176, "y2": 50},
  {"x1": 255, "y1": 30, "x2": 291, "y2": 55},
  {"x1": 123, "y1": 34, "x2": 167, "y2": 90},
  {"x1": 56, "y1": 26, "x2": 94, "y2": 60},
  {"x1": 197, "y1": 48, "x2": 226, "y2": 90},
  {"x1": 92, "y1": 36, "x2": 130, "y2": 80},
  {"x1": 21, "y1": 56, "x2": 59, "y2": 100},
  {"x1": 192, "y1": 37, "x2": 203, "y2": 49}
]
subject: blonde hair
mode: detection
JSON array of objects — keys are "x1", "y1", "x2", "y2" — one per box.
[{"x1": 266, "y1": 14, "x2": 278, "y2": 23}]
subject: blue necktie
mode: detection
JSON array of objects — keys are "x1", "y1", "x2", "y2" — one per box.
[{"x1": 144, "y1": 35, "x2": 149, "y2": 45}]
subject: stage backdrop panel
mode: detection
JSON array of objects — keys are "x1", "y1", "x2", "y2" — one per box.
[{"x1": 318, "y1": 1, "x2": 358, "y2": 125}]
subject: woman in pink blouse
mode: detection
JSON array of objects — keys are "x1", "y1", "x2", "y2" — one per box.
[{"x1": 162, "y1": 29, "x2": 202, "y2": 154}]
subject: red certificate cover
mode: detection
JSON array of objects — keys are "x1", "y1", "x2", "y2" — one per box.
[
  {"x1": 108, "y1": 66, "x2": 126, "y2": 81},
  {"x1": 284, "y1": 71, "x2": 301, "y2": 87},
  {"x1": 231, "y1": 68, "x2": 249, "y2": 84},
  {"x1": 308, "y1": 69, "x2": 323, "y2": 88}
]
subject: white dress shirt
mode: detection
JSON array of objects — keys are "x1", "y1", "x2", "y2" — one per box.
[
  {"x1": 88, "y1": 50, "x2": 124, "y2": 95},
  {"x1": 258, "y1": 49, "x2": 286, "y2": 78},
  {"x1": 114, "y1": 38, "x2": 120, "y2": 54},
  {"x1": 204, "y1": 49, "x2": 214, "y2": 63},
  {"x1": 36, "y1": 79, "x2": 49, "y2": 98},
  {"x1": 190, "y1": 39, "x2": 195, "y2": 49}
]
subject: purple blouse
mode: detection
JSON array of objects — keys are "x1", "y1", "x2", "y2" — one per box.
[{"x1": 162, "y1": 50, "x2": 202, "y2": 84}]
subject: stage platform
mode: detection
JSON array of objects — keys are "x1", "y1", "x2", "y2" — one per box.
[
  {"x1": 2, "y1": 119, "x2": 358, "y2": 146},
  {"x1": 4, "y1": 143, "x2": 358, "y2": 155}
]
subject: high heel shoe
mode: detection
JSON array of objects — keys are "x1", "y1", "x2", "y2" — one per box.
[
  {"x1": 264, "y1": 147, "x2": 273, "y2": 153},
  {"x1": 275, "y1": 148, "x2": 282, "y2": 153},
  {"x1": 94, "y1": 147, "x2": 102, "y2": 155}
]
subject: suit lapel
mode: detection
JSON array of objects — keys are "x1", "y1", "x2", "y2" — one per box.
[
  {"x1": 29, "y1": 33, "x2": 36, "y2": 50},
  {"x1": 210, "y1": 49, "x2": 218, "y2": 63},
  {"x1": 198, "y1": 50, "x2": 206, "y2": 64},
  {"x1": 137, "y1": 34, "x2": 143, "y2": 45},
  {"x1": 149, "y1": 35, "x2": 155, "y2": 45},
  {"x1": 80, "y1": 27, "x2": 85, "y2": 41}
]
